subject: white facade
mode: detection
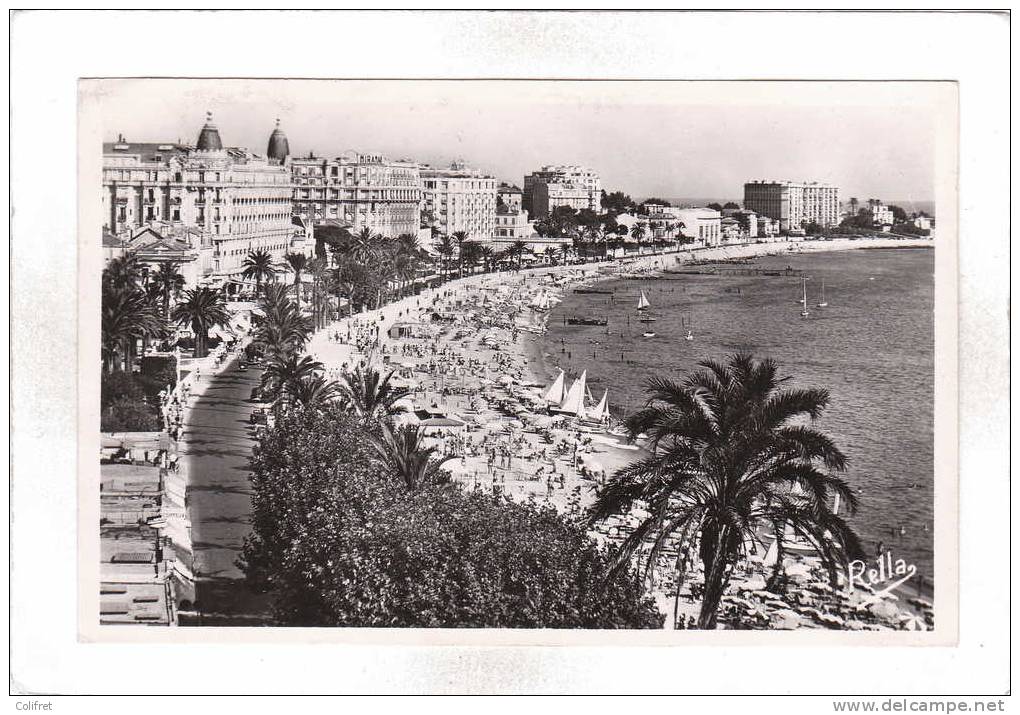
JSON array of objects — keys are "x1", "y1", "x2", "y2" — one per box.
[
  {"x1": 291, "y1": 152, "x2": 422, "y2": 238},
  {"x1": 523, "y1": 165, "x2": 602, "y2": 217},
  {"x1": 420, "y1": 163, "x2": 498, "y2": 240},
  {"x1": 868, "y1": 199, "x2": 895, "y2": 226},
  {"x1": 102, "y1": 120, "x2": 302, "y2": 286},
  {"x1": 744, "y1": 180, "x2": 840, "y2": 232},
  {"x1": 672, "y1": 208, "x2": 723, "y2": 247}
]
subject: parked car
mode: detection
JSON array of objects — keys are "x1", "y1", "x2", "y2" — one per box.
[
  {"x1": 250, "y1": 386, "x2": 262, "y2": 402},
  {"x1": 250, "y1": 407, "x2": 267, "y2": 425},
  {"x1": 238, "y1": 361, "x2": 247, "y2": 371}
]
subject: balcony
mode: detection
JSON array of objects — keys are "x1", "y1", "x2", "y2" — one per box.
[{"x1": 194, "y1": 199, "x2": 206, "y2": 206}]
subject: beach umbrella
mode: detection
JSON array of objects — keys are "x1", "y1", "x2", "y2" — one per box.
[{"x1": 771, "y1": 609, "x2": 802, "y2": 630}]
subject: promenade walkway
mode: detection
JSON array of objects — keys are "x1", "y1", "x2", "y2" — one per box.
[{"x1": 178, "y1": 354, "x2": 273, "y2": 625}]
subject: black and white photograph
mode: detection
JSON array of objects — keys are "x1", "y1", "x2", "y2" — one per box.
[
  {"x1": 87, "y1": 78, "x2": 949, "y2": 634},
  {"x1": 9, "y1": 9, "x2": 1010, "y2": 702}
]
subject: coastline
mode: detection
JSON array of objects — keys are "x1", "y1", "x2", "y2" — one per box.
[{"x1": 300, "y1": 235, "x2": 934, "y2": 630}]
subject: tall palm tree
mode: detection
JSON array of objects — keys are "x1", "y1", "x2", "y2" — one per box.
[
  {"x1": 451, "y1": 230, "x2": 469, "y2": 278},
  {"x1": 281, "y1": 375, "x2": 344, "y2": 411},
  {"x1": 241, "y1": 249, "x2": 276, "y2": 296},
  {"x1": 459, "y1": 241, "x2": 482, "y2": 276},
  {"x1": 148, "y1": 261, "x2": 186, "y2": 320},
  {"x1": 101, "y1": 283, "x2": 162, "y2": 372},
  {"x1": 305, "y1": 256, "x2": 330, "y2": 330},
  {"x1": 435, "y1": 234, "x2": 455, "y2": 282},
  {"x1": 510, "y1": 240, "x2": 528, "y2": 270},
  {"x1": 339, "y1": 365, "x2": 411, "y2": 422},
  {"x1": 262, "y1": 353, "x2": 323, "y2": 398},
  {"x1": 171, "y1": 286, "x2": 230, "y2": 358},
  {"x1": 370, "y1": 422, "x2": 454, "y2": 491},
  {"x1": 282, "y1": 252, "x2": 309, "y2": 313},
  {"x1": 477, "y1": 245, "x2": 496, "y2": 274},
  {"x1": 103, "y1": 253, "x2": 143, "y2": 292},
  {"x1": 588, "y1": 353, "x2": 861, "y2": 630},
  {"x1": 630, "y1": 222, "x2": 647, "y2": 252}
]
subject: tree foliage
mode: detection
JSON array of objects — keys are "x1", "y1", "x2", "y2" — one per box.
[
  {"x1": 589, "y1": 353, "x2": 862, "y2": 629},
  {"x1": 240, "y1": 407, "x2": 664, "y2": 628}
]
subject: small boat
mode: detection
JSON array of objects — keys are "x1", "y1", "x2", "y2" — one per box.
[
  {"x1": 567, "y1": 316, "x2": 608, "y2": 326},
  {"x1": 817, "y1": 280, "x2": 828, "y2": 308},
  {"x1": 637, "y1": 290, "x2": 650, "y2": 311},
  {"x1": 799, "y1": 278, "x2": 810, "y2": 318},
  {"x1": 642, "y1": 331, "x2": 656, "y2": 338},
  {"x1": 684, "y1": 330, "x2": 694, "y2": 341},
  {"x1": 638, "y1": 316, "x2": 657, "y2": 323}
]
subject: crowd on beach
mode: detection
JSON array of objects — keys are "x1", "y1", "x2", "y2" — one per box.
[{"x1": 298, "y1": 238, "x2": 937, "y2": 631}]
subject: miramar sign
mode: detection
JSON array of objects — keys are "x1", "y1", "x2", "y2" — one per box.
[{"x1": 848, "y1": 550, "x2": 918, "y2": 604}]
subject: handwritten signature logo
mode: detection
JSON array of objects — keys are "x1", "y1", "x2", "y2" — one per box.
[{"x1": 848, "y1": 550, "x2": 917, "y2": 605}]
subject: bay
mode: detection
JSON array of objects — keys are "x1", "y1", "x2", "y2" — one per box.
[{"x1": 539, "y1": 247, "x2": 935, "y2": 583}]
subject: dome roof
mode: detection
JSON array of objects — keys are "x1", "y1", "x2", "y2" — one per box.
[
  {"x1": 195, "y1": 111, "x2": 223, "y2": 152},
  {"x1": 266, "y1": 118, "x2": 290, "y2": 163}
]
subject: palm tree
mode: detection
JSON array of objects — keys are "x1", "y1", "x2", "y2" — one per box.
[
  {"x1": 103, "y1": 253, "x2": 143, "y2": 292},
  {"x1": 148, "y1": 261, "x2": 185, "y2": 320},
  {"x1": 451, "y1": 230, "x2": 469, "y2": 278},
  {"x1": 280, "y1": 374, "x2": 342, "y2": 410},
  {"x1": 588, "y1": 353, "x2": 861, "y2": 630},
  {"x1": 510, "y1": 240, "x2": 528, "y2": 270},
  {"x1": 241, "y1": 249, "x2": 276, "y2": 296},
  {"x1": 305, "y1": 256, "x2": 330, "y2": 330},
  {"x1": 339, "y1": 365, "x2": 411, "y2": 422},
  {"x1": 477, "y1": 245, "x2": 496, "y2": 274},
  {"x1": 282, "y1": 252, "x2": 308, "y2": 312},
  {"x1": 262, "y1": 353, "x2": 323, "y2": 398},
  {"x1": 370, "y1": 422, "x2": 454, "y2": 491},
  {"x1": 171, "y1": 286, "x2": 230, "y2": 358},
  {"x1": 630, "y1": 222, "x2": 647, "y2": 252},
  {"x1": 101, "y1": 283, "x2": 162, "y2": 372},
  {"x1": 435, "y1": 234, "x2": 455, "y2": 282},
  {"x1": 459, "y1": 241, "x2": 483, "y2": 276}
]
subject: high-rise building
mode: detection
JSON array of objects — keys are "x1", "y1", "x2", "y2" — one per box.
[
  {"x1": 420, "y1": 162, "x2": 498, "y2": 240},
  {"x1": 523, "y1": 165, "x2": 601, "y2": 217},
  {"x1": 743, "y1": 180, "x2": 840, "y2": 232},
  {"x1": 102, "y1": 114, "x2": 304, "y2": 288},
  {"x1": 290, "y1": 151, "x2": 422, "y2": 238}
]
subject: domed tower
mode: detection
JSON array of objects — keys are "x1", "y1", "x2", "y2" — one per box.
[
  {"x1": 195, "y1": 111, "x2": 223, "y2": 152},
  {"x1": 266, "y1": 118, "x2": 290, "y2": 165}
]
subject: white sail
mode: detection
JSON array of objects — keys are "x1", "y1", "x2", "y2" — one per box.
[
  {"x1": 637, "y1": 290, "x2": 650, "y2": 310},
  {"x1": 558, "y1": 370, "x2": 587, "y2": 419},
  {"x1": 542, "y1": 369, "x2": 565, "y2": 404},
  {"x1": 590, "y1": 389, "x2": 610, "y2": 421}
]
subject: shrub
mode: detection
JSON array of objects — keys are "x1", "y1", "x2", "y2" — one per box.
[
  {"x1": 240, "y1": 406, "x2": 663, "y2": 628},
  {"x1": 101, "y1": 396, "x2": 160, "y2": 432}
]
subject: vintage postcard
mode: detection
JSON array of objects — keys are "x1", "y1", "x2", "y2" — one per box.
[{"x1": 78, "y1": 78, "x2": 958, "y2": 645}]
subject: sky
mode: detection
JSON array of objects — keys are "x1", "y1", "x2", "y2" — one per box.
[{"x1": 87, "y1": 79, "x2": 940, "y2": 203}]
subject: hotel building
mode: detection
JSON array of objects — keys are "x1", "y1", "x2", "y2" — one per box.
[
  {"x1": 867, "y1": 198, "x2": 895, "y2": 227},
  {"x1": 743, "y1": 180, "x2": 840, "y2": 232},
  {"x1": 291, "y1": 151, "x2": 422, "y2": 238},
  {"x1": 420, "y1": 162, "x2": 498, "y2": 240},
  {"x1": 102, "y1": 115, "x2": 306, "y2": 288},
  {"x1": 523, "y1": 165, "x2": 602, "y2": 217}
]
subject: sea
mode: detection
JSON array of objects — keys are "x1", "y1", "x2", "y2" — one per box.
[{"x1": 538, "y1": 247, "x2": 936, "y2": 584}]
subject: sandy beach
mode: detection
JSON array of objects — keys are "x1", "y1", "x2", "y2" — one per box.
[{"x1": 303, "y1": 236, "x2": 935, "y2": 630}]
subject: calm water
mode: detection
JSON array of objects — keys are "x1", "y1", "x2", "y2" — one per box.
[{"x1": 540, "y1": 248, "x2": 935, "y2": 581}]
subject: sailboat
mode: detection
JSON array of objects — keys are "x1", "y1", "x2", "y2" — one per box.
[
  {"x1": 800, "y1": 278, "x2": 810, "y2": 318},
  {"x1": 637, "y1": 290, "x2": 650, "y2": 311},
  {"x1": 817, "y1": 280, "x2": 828, "y2": 308},
  {"x1": 555, "y1": 370, "x2": 588, "y2": 419},
  {"x1": 588, "y1": 389, "x2": 610, "y2": 423},
  {"x1": 542, "y1": 369, "x2": 565, "y2": 405}
]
